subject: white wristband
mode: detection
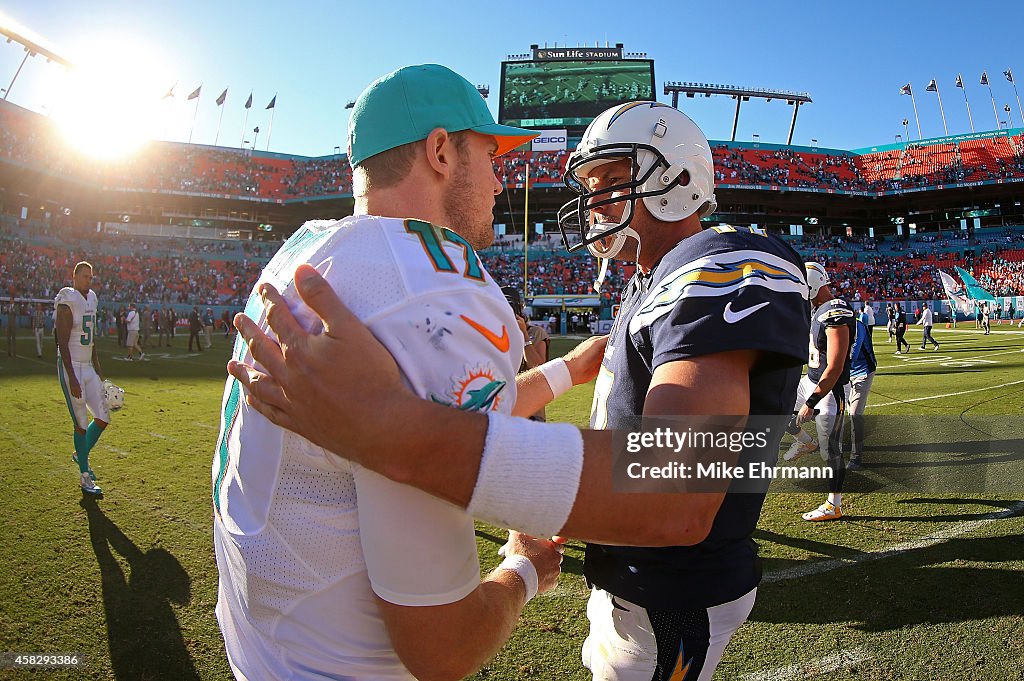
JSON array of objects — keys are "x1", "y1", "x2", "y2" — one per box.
[
  {"x1": 467, "y1": 412, "x2": 584, "y2": 538},
  {"x1": 498, "y1": 554, "x2": 539, "y2": 604},
  {"x1": 538, "y1": 357, "x2": 573, "y2": 399}
]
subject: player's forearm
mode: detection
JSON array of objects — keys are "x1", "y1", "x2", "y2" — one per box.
[
  {"x1": 357, "y1": 399, "x2": 711, "y2": 546},
  {"x1": 512, "y1": 367, "x2": 555, "y2": 418},
  {"x1": 57, "y1": 339, "x2": 74, "y2": 374},
  {"x1": 811, "y1": 368, "x2": 843, "y2": 396},
  {"x1": 523, "y1": 340, "x2": 547, "y2": 369},
  {"x1": 562, "y1": 430, "x2": 720, "y2": 546},
  {"x1": 382, "y1": 574, "x2": 526, "y2": 681},
  {"x1": 437, "y1": 572, "x2": 527, "y2": 679}
]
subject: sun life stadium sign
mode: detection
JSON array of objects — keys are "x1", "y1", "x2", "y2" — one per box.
[{"x1": 532, "y1": 47, "x2": 624, "y2": 61}]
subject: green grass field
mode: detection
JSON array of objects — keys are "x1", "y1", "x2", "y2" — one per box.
[{"x1": 1, "y1": 325, "x2": 1023, "y2": 680}]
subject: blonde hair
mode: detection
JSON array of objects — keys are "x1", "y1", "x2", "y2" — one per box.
[{"x1": 352, "y1": 131, "x2": 470, "y2": 195}]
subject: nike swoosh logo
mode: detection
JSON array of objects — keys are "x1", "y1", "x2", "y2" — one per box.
[
  {"x1": 723, "y1": 300, "x2": 770, "y2": 324},
  {"x1": 460, "y1": 315, "x2": 510, "y2": 353}
]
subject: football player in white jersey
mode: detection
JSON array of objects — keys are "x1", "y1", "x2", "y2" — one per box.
[
  {"x1": 212, "y1": 65, "x2": 606, "y2": 681},
  {"x1": 230, "y1": 102, "x2": 811, "y2": 681},
  {"x1": 55, "y1": 261, "x2": 109, "y2": 496}
]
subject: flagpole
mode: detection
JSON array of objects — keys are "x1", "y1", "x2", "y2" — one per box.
[
  {"x1": 934, "y1": 83, "x2": 948, "y2": 136},
  {"x1": 188, "y1": 94, "x2": 201, "y2": 144},
  {"x1": 958, "y1": 75, "x2": 975, "y2": 132},
  {"x1": 214, "y1": 97, "x2": 226, "y2": 147},
  {"x1": 266, "y1": 107, "x2": 276, "y2": 151},
  {"x1": 523, "y1": 162, "x2": 530, "y2": 305},
  {"x1": 984, "y1": 75, "x2": 1000, "y2": 129},
  {"x1": 1010, "y1": 71, "x2": 1023, "y2": 128},
  {"x1": 240, "y1": 107, "x2": 249, "y2": 147},
  {"x1": 910, "y1": 90, "x2": 922, "y2": 140},
  {"x1": 163, "y1": 97, "x2": 173, "y2": 140}
]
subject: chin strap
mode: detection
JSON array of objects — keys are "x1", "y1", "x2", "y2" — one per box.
[{"x1": 593, "y1": 258, "x2": 610, "y2": 293}]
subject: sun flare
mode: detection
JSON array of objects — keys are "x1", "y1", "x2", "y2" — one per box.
[{"x1": 52, "y1": 40, "x2": 172, "y2": 159}]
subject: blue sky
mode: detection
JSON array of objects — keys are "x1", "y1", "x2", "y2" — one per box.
[{"x1": 0, "y1": 0, "x2": 1021, "y2": 157}]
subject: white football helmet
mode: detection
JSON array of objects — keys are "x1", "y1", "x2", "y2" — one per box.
[
  {"x1": 805, "y1": 262, "x2": 831, "y2": 299},
  {"x1": 556, "y1": 101, "x2": 717, "y2": 260},
  {"x1": 103, "y1": 380, "x2": 125, "y2": 411}
]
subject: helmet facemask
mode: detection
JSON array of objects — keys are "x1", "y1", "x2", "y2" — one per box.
[{"x1": 556, "y1": 142, "x2": 670, "y2": 260}]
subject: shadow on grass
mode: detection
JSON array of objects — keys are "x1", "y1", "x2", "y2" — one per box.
[
  {"x1": 751, "y1": 531, "x2": 1024, "y2": 632},
  {"x1": 81, "y1": 498, "x2": 199, "y2": 681}
]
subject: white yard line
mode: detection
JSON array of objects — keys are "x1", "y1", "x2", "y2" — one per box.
[
  {"x1": 762, "y1": 500, "x2": 1024, "y2": 584},
  {"x1": 193, "y1": 421, "x2": 219, "y2": 430},
  {"x1": 867, "y1": 378, "x2": 1024, "y2": 408},
  {"x1": 741, "y1": 646, "x2": 873, "y2": 681},
  {"x1": 875, "y1": 346, "x2": 1024, "y2": 371}
]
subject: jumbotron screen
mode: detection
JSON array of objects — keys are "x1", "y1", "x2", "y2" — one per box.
[{"x1": 499, "y1": 59, "x2": 655, "y2": 128}]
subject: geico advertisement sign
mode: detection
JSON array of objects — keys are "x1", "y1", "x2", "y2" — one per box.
[{"x1": 531, "y1": 129, "x2": 568, "y2": 151}]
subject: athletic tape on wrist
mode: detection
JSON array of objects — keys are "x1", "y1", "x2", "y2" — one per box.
[
  {"x1": 466, "y1": 412, "x2": 584, "y2": 539},
  {"x1": 498, "y1": 554, "x2": 539, "y2": 603},
  {"x1": 538, "y1": 358, "x2": 573, "y2": 398}
]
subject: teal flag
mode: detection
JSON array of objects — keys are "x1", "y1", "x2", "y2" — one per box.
[{"x1": 955, "y1": 266, "x2": 996, "y2": 301}]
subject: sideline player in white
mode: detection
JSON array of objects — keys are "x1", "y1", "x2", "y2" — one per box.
[
  {"x1": 125, "y1": 303, "x2": 144, "y2": 360},
  {"x1": 916, "y1": 302, "x2": 939, "y2": 350},
  {"x1": 212, "y1": 64, "x2": 601, "y2": 681},
  {"x1": 55, "y1": 261, "x2": 109, "y2": 496},
  {"x1": 783, "y1": 262, "x2": 855, "y2": 521}
]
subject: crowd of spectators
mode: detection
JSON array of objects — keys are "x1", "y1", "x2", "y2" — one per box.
[
  {"x1": 6, "y1": 223, "x2": 1023, "y2": 318},
  {"x1": 977, "y1": 253, "x2": 1024, "y2": 297},
  {"x1": 1, "y1": 232, "x2": 260, "y2": 308},
  {"x1": 4, "y1": 100, "x2": 1022, "y2": 201}
]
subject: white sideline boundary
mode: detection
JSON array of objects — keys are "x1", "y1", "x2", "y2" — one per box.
[
  {"x1": 867, "y1": 378, "x2": 1024, "y2": 408},
  {"x1": 741, "y1": 646, "x2": 873, "y2": 681},
  {"x1": 875, "y1": 345, "x2": 1024, "y2": 372},
  {"x1": 762, "y1": 500, "x2": 1024, "y2": 584}
]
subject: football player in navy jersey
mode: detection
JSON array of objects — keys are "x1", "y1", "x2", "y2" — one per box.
[
  {"x1": 560, "y1": 103, "x2": 810, "y2": 681},
  {"x1": 784, "y1": 262, "x2": 855, "y2": 521},
  {"x1": 228, "y1": 102, "x2": 811, "y2": 681}
]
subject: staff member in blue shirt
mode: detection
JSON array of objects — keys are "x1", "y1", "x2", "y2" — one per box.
[{"x1": 846, "y1": 312, "x2": 877, "y2": 470}]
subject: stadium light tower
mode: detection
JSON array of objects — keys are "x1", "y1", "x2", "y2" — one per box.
[
  {"x1": 0, "y1": 19, "x2": 72, "y2": 100},
  {"x1": 663, "y1": 81, "x2": 811, "y2": 143},
  {"x1": 476, "y1": 85, "x2": 489, "y2": 99}
]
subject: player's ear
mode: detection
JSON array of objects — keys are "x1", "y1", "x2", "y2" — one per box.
[{"x1": 424, "y1": 128, "x2": 453, "y2": 180}]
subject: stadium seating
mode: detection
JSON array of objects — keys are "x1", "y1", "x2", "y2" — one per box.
[
  {"x1": 5, "y1": 217, "x2": 1022, "y2": 311},
  {"x1": 2, "y1": 99, "x2": 1022, "y2": 200}
]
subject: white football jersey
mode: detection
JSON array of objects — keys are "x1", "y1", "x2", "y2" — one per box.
[
  {"x1": 213, "y1": 215, "x2": 523, "y2": 681},
  {"x1": 54, "y1": 287, "x2": 98, "y2": 363}
]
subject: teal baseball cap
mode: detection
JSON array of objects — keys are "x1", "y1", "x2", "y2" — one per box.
[{"x1": 347, "y1": 64, "x2": 538, "y2": 167}]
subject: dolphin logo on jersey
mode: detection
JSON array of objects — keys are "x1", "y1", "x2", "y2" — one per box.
[{"x1": 430, "y1": 367, "x2": 506, "y2": 412}]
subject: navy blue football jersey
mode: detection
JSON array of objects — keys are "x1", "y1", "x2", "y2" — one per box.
[
  {"x1": 584, "y1": 225, "x2": 810, "y2": 610},
  {"x1": 805, "y1": 298, "x2": 856, "y2": 386}
]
